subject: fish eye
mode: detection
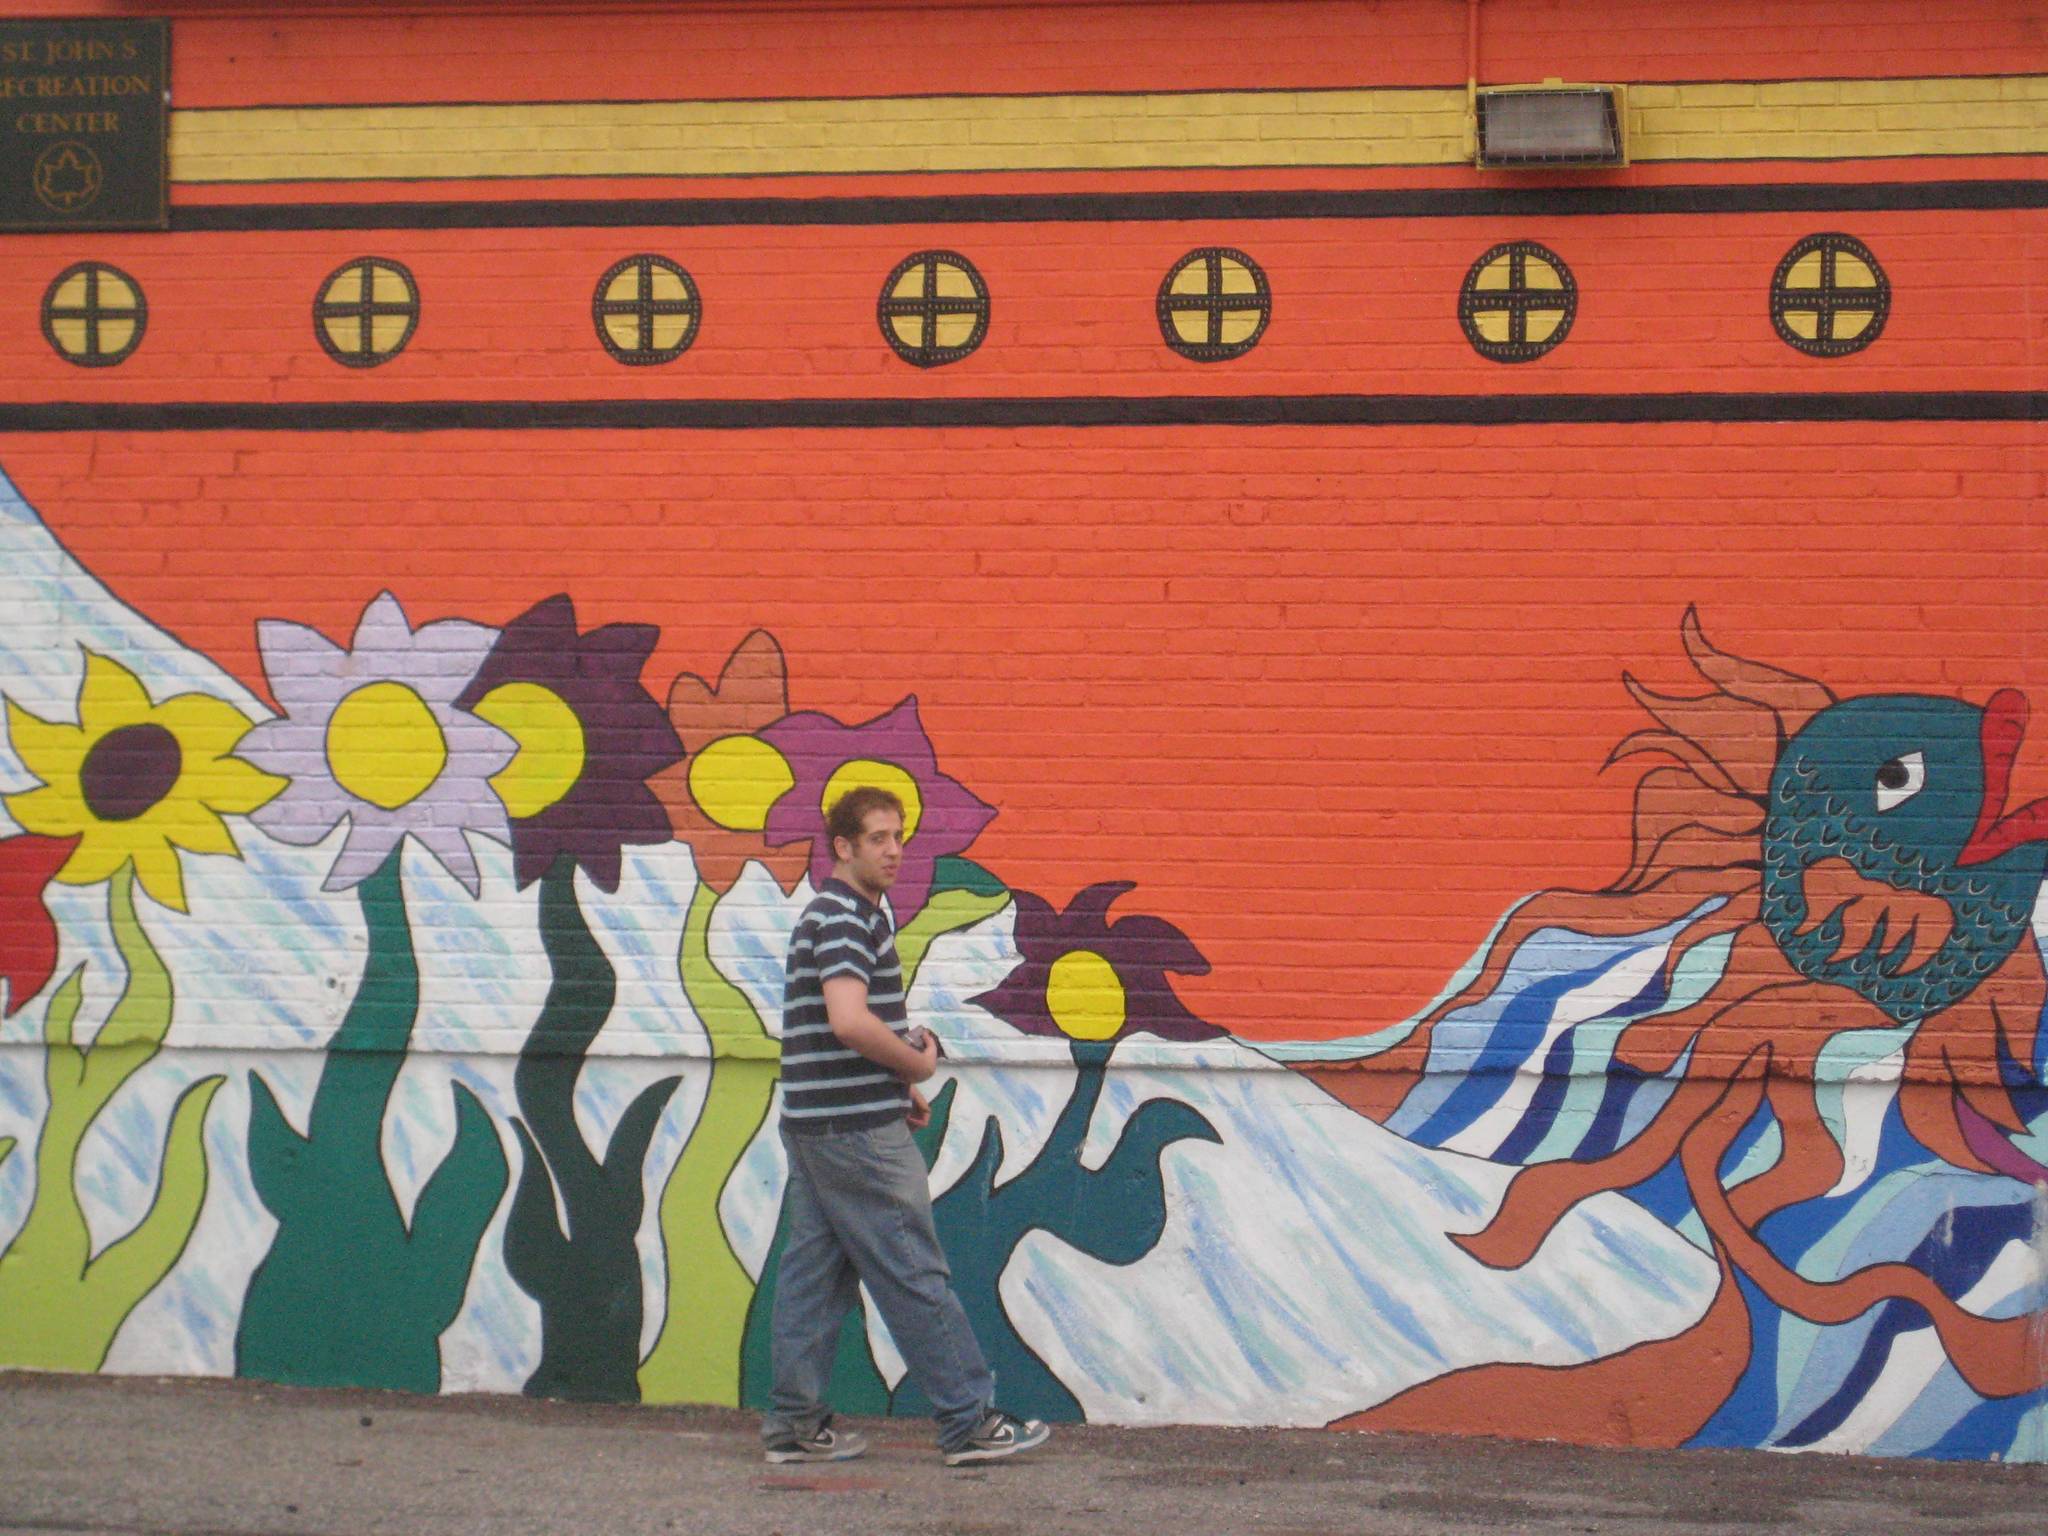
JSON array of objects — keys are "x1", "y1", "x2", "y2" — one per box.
[{"x1": 1874, "y1": 750, "x2": 1925, "y2": 812}]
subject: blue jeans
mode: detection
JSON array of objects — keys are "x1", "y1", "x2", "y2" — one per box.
[{"x1": 762, "y1": 1118, "x2": 995, "y2": 1452}]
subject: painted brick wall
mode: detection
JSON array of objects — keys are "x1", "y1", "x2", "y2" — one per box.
[{"x1": 0, "y1": 0, "x2": 2044, "y2": 1460}]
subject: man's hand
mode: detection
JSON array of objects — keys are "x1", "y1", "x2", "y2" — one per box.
[{"x1": 906, "y1": 1085, "x2": 932, "y2": 1130}]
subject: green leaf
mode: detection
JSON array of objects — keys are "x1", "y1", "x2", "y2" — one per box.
[
  {"x1": 898, "y1": 887, "x2": 1011, "y2": 990},
  {"x1": 1059, "y1": 1099, "x2": 1221, "y2": 1266},
  {"x1": 81, "y1": 1074, "x2": 225, "y2": 1345},
  {"x1": 402, "y1": 1082, "x2": 509, "y2": 1319},
  {"x1": 243, "y1": 1071, "x2": 306, "y2": 1211},
  {"x1": 931, "y1": 856, "x2": 1006, "y2": 898},
  {"x1": 501, "y1": 1117, "x2": 570, "y2": 1279},
  {"x1": 911, "y1": 1078, "x2": 959, "y2": 1168},
  {"x1": 603, "y1": 1075, "x2": 682, "y2": 1190}
]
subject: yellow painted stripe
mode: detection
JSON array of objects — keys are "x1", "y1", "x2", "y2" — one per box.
[
  {"x1": 1633, "y1": 75, "x2": 2048, "y2": 161},
  {"x1": 169, "y1": 75, "x2": 2048, "y2": 183},
  {"x1": 168, "y1": 89, "x2": 1470, "y2": 181}
]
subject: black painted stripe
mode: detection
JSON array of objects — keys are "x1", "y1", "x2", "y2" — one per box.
[
  {"x1": 0, "y1": 393, "x2": 2039, "y2": 433},
  {"x1": 167, "y1": 178, "x2": 2048, "y2": 232}
]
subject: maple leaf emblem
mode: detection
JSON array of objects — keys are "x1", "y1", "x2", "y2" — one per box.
[{"x1": 33, "y1": 143, "x2": 103, "y2": 213}]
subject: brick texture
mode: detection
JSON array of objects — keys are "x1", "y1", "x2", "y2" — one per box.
[{"x1": 0, "y1": 0, "x2": 2045, "y2": 1450}]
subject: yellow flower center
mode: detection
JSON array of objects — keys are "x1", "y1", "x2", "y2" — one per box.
[
  {"x1": 1045, "y1": 949, "x2": 1126, "y2": 1041},
  {"x1": 326, "y1": 682, "x2": 448, "y2": 811},
  {"x1": 689, "y1": 735, "x2": 795, "y2": 831},
  {"x1": 821, "y1": 758, "x2": 923, "y2": 840},
  {"x1": 473, "y1": 682, "x2": 586, "y2": 820}
]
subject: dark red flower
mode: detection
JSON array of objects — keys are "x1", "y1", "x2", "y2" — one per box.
[
  {"x1": 972, "y1": 881, "x2": 1223, "y2": 1044},
  {"x1": 455, "y1": 595, "x2": 683, "y2": 893}
]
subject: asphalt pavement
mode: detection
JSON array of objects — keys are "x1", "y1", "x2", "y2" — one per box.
[{"x1": 3, "y1": 1370, "x2": 2044, "y2": 1536}]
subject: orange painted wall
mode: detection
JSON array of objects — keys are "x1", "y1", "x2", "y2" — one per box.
[
  {"x1": 3, "y1": 0, "x2": 2046, "y2": 1043},
  {"x1": 23, "y1": 0, "x2": 2042, "y2": 104},
  {"x1": 4, "y1": 424, "x2": 2042, "y2": 1039}
]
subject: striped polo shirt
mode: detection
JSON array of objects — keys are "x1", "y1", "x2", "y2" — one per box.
[{"x1": 779, "y1": 877, "x2": 911, "y2": 1132}]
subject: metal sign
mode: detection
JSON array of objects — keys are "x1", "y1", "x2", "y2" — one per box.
[{"x1": 1, "y1": 17, "x2": 167, "y2": 232}]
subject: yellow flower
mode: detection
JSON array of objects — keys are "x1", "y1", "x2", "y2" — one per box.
[{"x1": 3, "y1": 653, "x2": 283, "y2": 912}]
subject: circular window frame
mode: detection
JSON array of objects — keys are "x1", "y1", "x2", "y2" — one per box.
[
  {"x1": 592, "y1": 254, "x2": 703, "y2": 366},
  {"x1": 314, "y1": 256, "x2": 421, "y2": 369},
  {"x1": 877, "y1": 250, "x2": 990, "y2": 369},
  {"x1": 1157, "y1": 248, "x2": 1272, "y2": 363},
  {"x1": 1769, "y1": 233, "x2": 1890, "y2": 358},
  {"x1": 41, "y1": 261, "x2": 146, "y2": 367},
  {"x1": 1458, "y1": 241, "x2": 1577, "y2": 364}
]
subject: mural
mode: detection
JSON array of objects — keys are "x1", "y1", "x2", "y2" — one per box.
[
  {"x1": 0, "y1": 470, "x2": 2043, "y2": 1463},
  {"x1": 1307, "y1": 616, "x2": 2048, "y2": 1455}
]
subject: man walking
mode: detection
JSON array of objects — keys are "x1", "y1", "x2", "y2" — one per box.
[{"x1": 761, "y1": 784, "x2": 1051, "y2": 1467}]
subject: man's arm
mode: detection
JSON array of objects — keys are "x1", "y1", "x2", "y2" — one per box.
[{"x1": 822, "y1": 975, "x2": 938, "y2": 1083}]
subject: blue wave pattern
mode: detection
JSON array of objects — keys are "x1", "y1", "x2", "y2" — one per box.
[
  {"x1": 1692, "y1": 1115, "x2": 2047, "y2": 1461},
  {"x1": 1384, "y1": 904, "x2": 1725, "y2": 1164},
  {"x1": 1383, "y1": 899, "x2": 2048, "y2": 1463}
]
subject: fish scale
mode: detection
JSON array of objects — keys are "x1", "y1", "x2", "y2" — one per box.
[{"x1": 1761, "y1": 750, "x2": 2041, "y2": 1026}]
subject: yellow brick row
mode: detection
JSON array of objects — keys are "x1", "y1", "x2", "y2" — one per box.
[{"x1": 167, "y1": 75, "x2": 2048, "y2": 182}]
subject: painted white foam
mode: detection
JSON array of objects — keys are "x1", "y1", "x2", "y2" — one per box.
[
  {"x1": 996, "y1": 1051, "x2": 1721, "y2": 1426},
  {"x1": 1825, "y1": 1049, "x2": 1907, "y2": 1199}
]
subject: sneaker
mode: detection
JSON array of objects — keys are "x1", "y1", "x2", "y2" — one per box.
[
  {"x1": 942, "y1": 1411, "x2": 1051, "y2": 1466},
  {"x1": 764, "y1": 1421, "x2": 869, "y2": 1464}
]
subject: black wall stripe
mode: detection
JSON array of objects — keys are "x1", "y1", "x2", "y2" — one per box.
[
  {"x1": 166, "y1": 179, "x2": 2048, "y2": 233},
  {"x1": 0, "y1": 392, "x2": 2040, "y2": 433}
]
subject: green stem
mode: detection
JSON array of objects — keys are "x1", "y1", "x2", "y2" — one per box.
[
  {"x1": 506, "y1": 856, "x2": 676, "y2": 1402},
  {"x1": 516, "y1": 859, "x2": 614, "y2": 1218},
  {"x1": 639, "y1": 879, "x2": 776, "y2": 1406},
  {"x1": 0, "y1": 863, "x2": 222, "y2": 1371},
  {"x1": 239, "y1": 850, "x2": 418, "y2": 1385}
]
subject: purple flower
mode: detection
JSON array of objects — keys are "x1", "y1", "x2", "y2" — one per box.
[
  {"x1": 973, "y1": 882, "x2": 1223, "y2": 1043},
  {"x1": 454, "y1": 595, "x2": 682, "y2": 893},
  {"x1": 758, "y1": 697, "x2": 993, "y2": 924},
  {"x1": 237, "y1": 593, "x2": 514, "y2": 896}
]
